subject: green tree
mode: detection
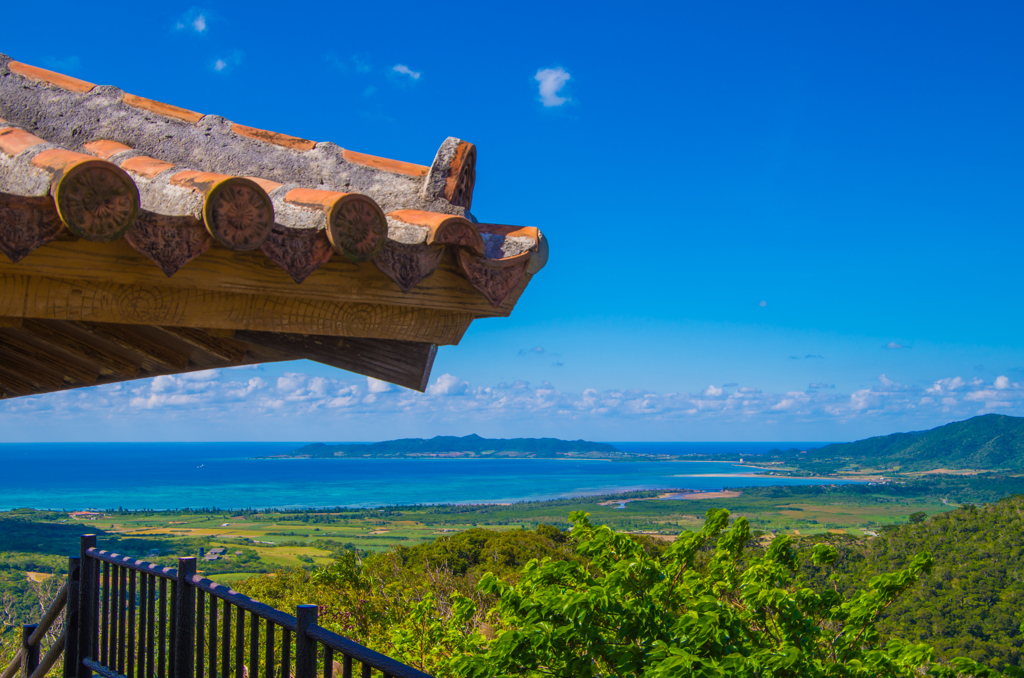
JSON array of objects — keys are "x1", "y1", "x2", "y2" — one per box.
[{"x1": 431, "y1": 510, "x2": 998, "y2": 677}]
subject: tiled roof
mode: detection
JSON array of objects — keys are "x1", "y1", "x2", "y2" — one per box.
[
  {"x1": 0, "y1": 55, "x2": 548, "y2": 395},
  {"x1": 0, "y1": 55, "x2": 547, "y2": 302}
]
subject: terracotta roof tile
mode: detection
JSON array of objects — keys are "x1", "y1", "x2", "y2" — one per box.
[
  {"x1": 122, "y1": 94, "x2": 204, "y2": 124},
  {"x1": 121, "y1": 155, "x2": 177, "y2": 180},
  {"x1": 31, "y1": 148, "x2": 98, "y2": 173},
  {"x1": 247, "y1": 177, "x2": 284, "y2": 194},
  {"x1": 231, "y1": 123, "x2": 316, "y2": 151},
  {"x1": 0, "y1": 128, "x2": 47, "y2": 156},
  {"x1": 9, "y1": 61, "x2": 96, "y2": 93},
  {"x1": 82, "y1": 140, "x2": 133, "y2": 160},
  {"x1": 342, "y1": 149, "x2": 429, "y2": 177}
]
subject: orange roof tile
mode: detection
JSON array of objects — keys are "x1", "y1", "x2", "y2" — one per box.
[
  {"x1": 122, "y1": 94, "x2": 204, "y2": 124},
  {"x1": 343, "y1": 149, "x2": 429, "y2": 177},
  {"x1": 9, "y1": 61, "x2": 96, "y2": 93},
  {"x1": 82, "y1": 140, "x2": 133, "y2": 160},
  {"x1": 0, "y1": 128, "x2": 47, "y2": 156},
  {"x1": 231, "y1": 123, "x2": 316, "y2": 151},
  {"x1": 121, "y1": 156, "x2": 177, "y2": 180}
]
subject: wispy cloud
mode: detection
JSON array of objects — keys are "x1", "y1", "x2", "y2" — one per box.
[
  {"x1": 392, "y1": 64, "x2": 421, "y2": 80},
  {"x1": 6, "y1": 368, "x2": 1023, "y2": 440},
  {"x1": 518, "y1": 346, "x2": 546, "y2": 356},
  {"x1": 758, "y1": 300, "x2": 768, "y2": 307},
  {"x1": 213, "y1": 51, "x2": 243, "y2": 74},
  {"x1": 789, "y1": 354, "x2": 825, "y2": 360},
  {"x1": 325, "y1": 54, "x2": 372, "y2": 74},
  {"x1": 175, "y1": 8, "x2": 209, "y2": 33},
  {"x1": 535, "y1": 67, "x2": 571, "y2": 107},
  {"x1": 885, "y1": 341, "x2": 911, "y2": 350}
]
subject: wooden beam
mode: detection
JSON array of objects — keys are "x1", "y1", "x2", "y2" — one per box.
[
  {"x1": 21, "y1": 320, "x2": 140, "y2": 378},
  {"x1": 0, "y1": 274, "x2": 474, "y2": 345},
  {"x1": 0, "y1": 365, "x2": 38, "y2": 396},
  {"x1": 157, "y1": 327, "x2": 247, "y2": 364},
  {"x1": 0, "y1": 238, "x2": 519, "y2": 317},
  {"x1": 235, "y1": 331, "x2": 437, "y2": 392},
  {"x1": 75, "y1": 322, "x2": 190, "y2": 370},
  {"x1": 0, "y1": 330, "x2": 99, "y2": 384},
  {"x1": 0, "y1": 348, "x2": 65, "y2": 389}
]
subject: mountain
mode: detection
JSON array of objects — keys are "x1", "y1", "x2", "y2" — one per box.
[
  {"x1": 790, "y1": 414, "x2": 1024, "y2": 472},
  {"x1": 281, "y1": 434, "x2": 625, "y2": 459}
]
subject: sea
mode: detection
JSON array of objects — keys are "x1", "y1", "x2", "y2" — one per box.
[{"x1": 0, "y1": 441, "x2": 848, "y2": 511}]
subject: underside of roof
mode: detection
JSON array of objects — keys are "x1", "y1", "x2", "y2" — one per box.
[{"x1": 0, "y1": 55, "x2": 547, "y2": 395}]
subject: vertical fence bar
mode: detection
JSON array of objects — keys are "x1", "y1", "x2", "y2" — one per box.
[
  {"x1": 118, "y1": 566, "x2": 127, "y2": 674},
  {"x1": 159, "y1": 579, "x2": 168, "y2": 678},
  {"x1": 64, "y1": 557, "x2": 81, "y2": 678},
  {"x1": 280, "y1": 629, "x2": 291, "y2": 678},
  {"x1": 147, "y1": 575, "x2": 155, "y2": 678},
  {"x1": 20, "y1": 624, "x2": 39, "y2": 678},
  {"x1": 234, "y1": 605, "x2": 244, "y2": 678},
  {"x1": 78, "y1": 535, "x2": 97, "y2": 678},
  {"x1": 110, "y1": 566, "x2": 120, "y2": 673},
  {"x1": 342, "y1": 656, "x2": 352, "y2": 678},
  {"x1": 322, "y1": 648, "x2": 333, "y2": 678},
  {"x1": 101, "y1": 562, "x2": 110, "y2": 667},
  {"x1": 249, "y1": 613, "x2": 259, "y2": 678},
  {"x1": 263, "y1": 623, "x2": 274, "y2": 678},
  {"x1": 220, "y1": 603, "x2": 231, "y2": 678},
  {"x1": 196, "y1": 591, "x2": 206, "y2": 678},
  {"x1": 209, "y1": 597, "x2": 218, "y2": 678},
  {"x1": 175, "y1": 558, "x2": 197, "y2": 678},
  {"x1": 169, "y1": 580, "x2": 177, "y2": 678},
  {"x1": 128, "y1": 569, "x2": 137, "y2": 678},
  {"x1": 360, "y1": 663, "x2": 370, "y2": 678},
  {"x1": 294, "y1": 606, "x2": 317, "y2": 678},
  {"x1": 138, "y1": 574, "x2": 147, "y2": 678}
]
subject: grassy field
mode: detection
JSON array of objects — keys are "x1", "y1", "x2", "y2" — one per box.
[{"x1": 0, "y1": 486, "x2": 952, "y2": 580}]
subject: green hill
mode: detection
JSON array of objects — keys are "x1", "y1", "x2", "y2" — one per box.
[
  {"x1": 802, "y1": 495, "x2": 1024, "y2": 669},
  {"x1": 803, "y1": 414, "x2": 1024, "y2": 471},
  {"x1": 284, "y1": 434, "x2": 624, "y2": 459}
]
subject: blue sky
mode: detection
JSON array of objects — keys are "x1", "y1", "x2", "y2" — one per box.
[{"x1": 2, "y1": 1, "x2": 1023, "y2": 442}]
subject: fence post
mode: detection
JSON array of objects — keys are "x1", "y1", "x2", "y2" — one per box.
[
  {"x1": 20, "y1": 624, "x2": 39, "y2": 678},
  {"x1": 77, "y1": 535, "x2": 97, "y2": 678},
  {"x1": 174, "y1": 558, "x2": 197, "y2": 678},
  {"x1": 64, "y1": 557, "x2": 80, "y2": 678},
  {"x1": 294, "y1": 605, "x2": 318, "y2": 678}
]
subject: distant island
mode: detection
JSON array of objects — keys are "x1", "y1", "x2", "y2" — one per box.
[{"x1": 261, "y1": 434, "x2": 663, "y2": 460}]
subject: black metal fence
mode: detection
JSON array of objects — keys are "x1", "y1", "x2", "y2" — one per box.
[{"x1": 5, "y1": 535, "x2": 431, "y2": 678}]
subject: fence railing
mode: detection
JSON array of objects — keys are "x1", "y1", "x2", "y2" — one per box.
[{"x1": 8, "y1": 535, "x2": 432, "y2": 678}]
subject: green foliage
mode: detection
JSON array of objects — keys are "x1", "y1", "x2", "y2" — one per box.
[
  {"x1": 803, "y1": 496, "x2": 1024, "y2": 670},
  {"x1": 443, "y1": 510, "x2": 994, "y2": 677}
]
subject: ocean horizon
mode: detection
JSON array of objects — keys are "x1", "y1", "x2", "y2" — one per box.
[{"x1": 0, "y1": 441, "x2": 845, "y2": 511}]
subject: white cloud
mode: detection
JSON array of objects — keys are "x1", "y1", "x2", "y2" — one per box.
[
  {"x1": 758, "y1": 300, "x2": 768, "y2": 307},
  {"x1": 193, "y1": 14, "x2": 207, "y2": 32},
  {"x1": 392, "y1": 64, "x2": 421, "y2": 80},
  {"x1": 535, "y1": 67, "x2": 571, "y2": 107},
  {"x1": 426, "y1": 373, "x2": 468, "y2": 397},
  {"x1": 886, "y1": 341, "x2": 910, "y2": 350},
  {"x1": 214, "y1": 59, "x2": 227, "y2": 71},
  {"x1": 367, "y1": 378, "x2": 392, "y2": 394},
  {"x1": 7, "y1": 363, "x2": 1024, "y2": 438}
]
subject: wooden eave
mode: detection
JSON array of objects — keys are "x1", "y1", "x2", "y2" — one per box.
[{"x1": 0, "y1": 56, "x2": 549, "y2": 396}]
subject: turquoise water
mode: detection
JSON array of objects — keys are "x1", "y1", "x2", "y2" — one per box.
[{"x1": 0, "y1": 442, "x2": 844, "y2": 510}]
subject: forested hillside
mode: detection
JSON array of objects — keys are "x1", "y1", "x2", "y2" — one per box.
[
  {"x1": 794, "y1": 414, "x2": 1024, "y2": 471},
  {"x1": 801, "y1": 496, "x2": 1024, "y2": 669}
]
